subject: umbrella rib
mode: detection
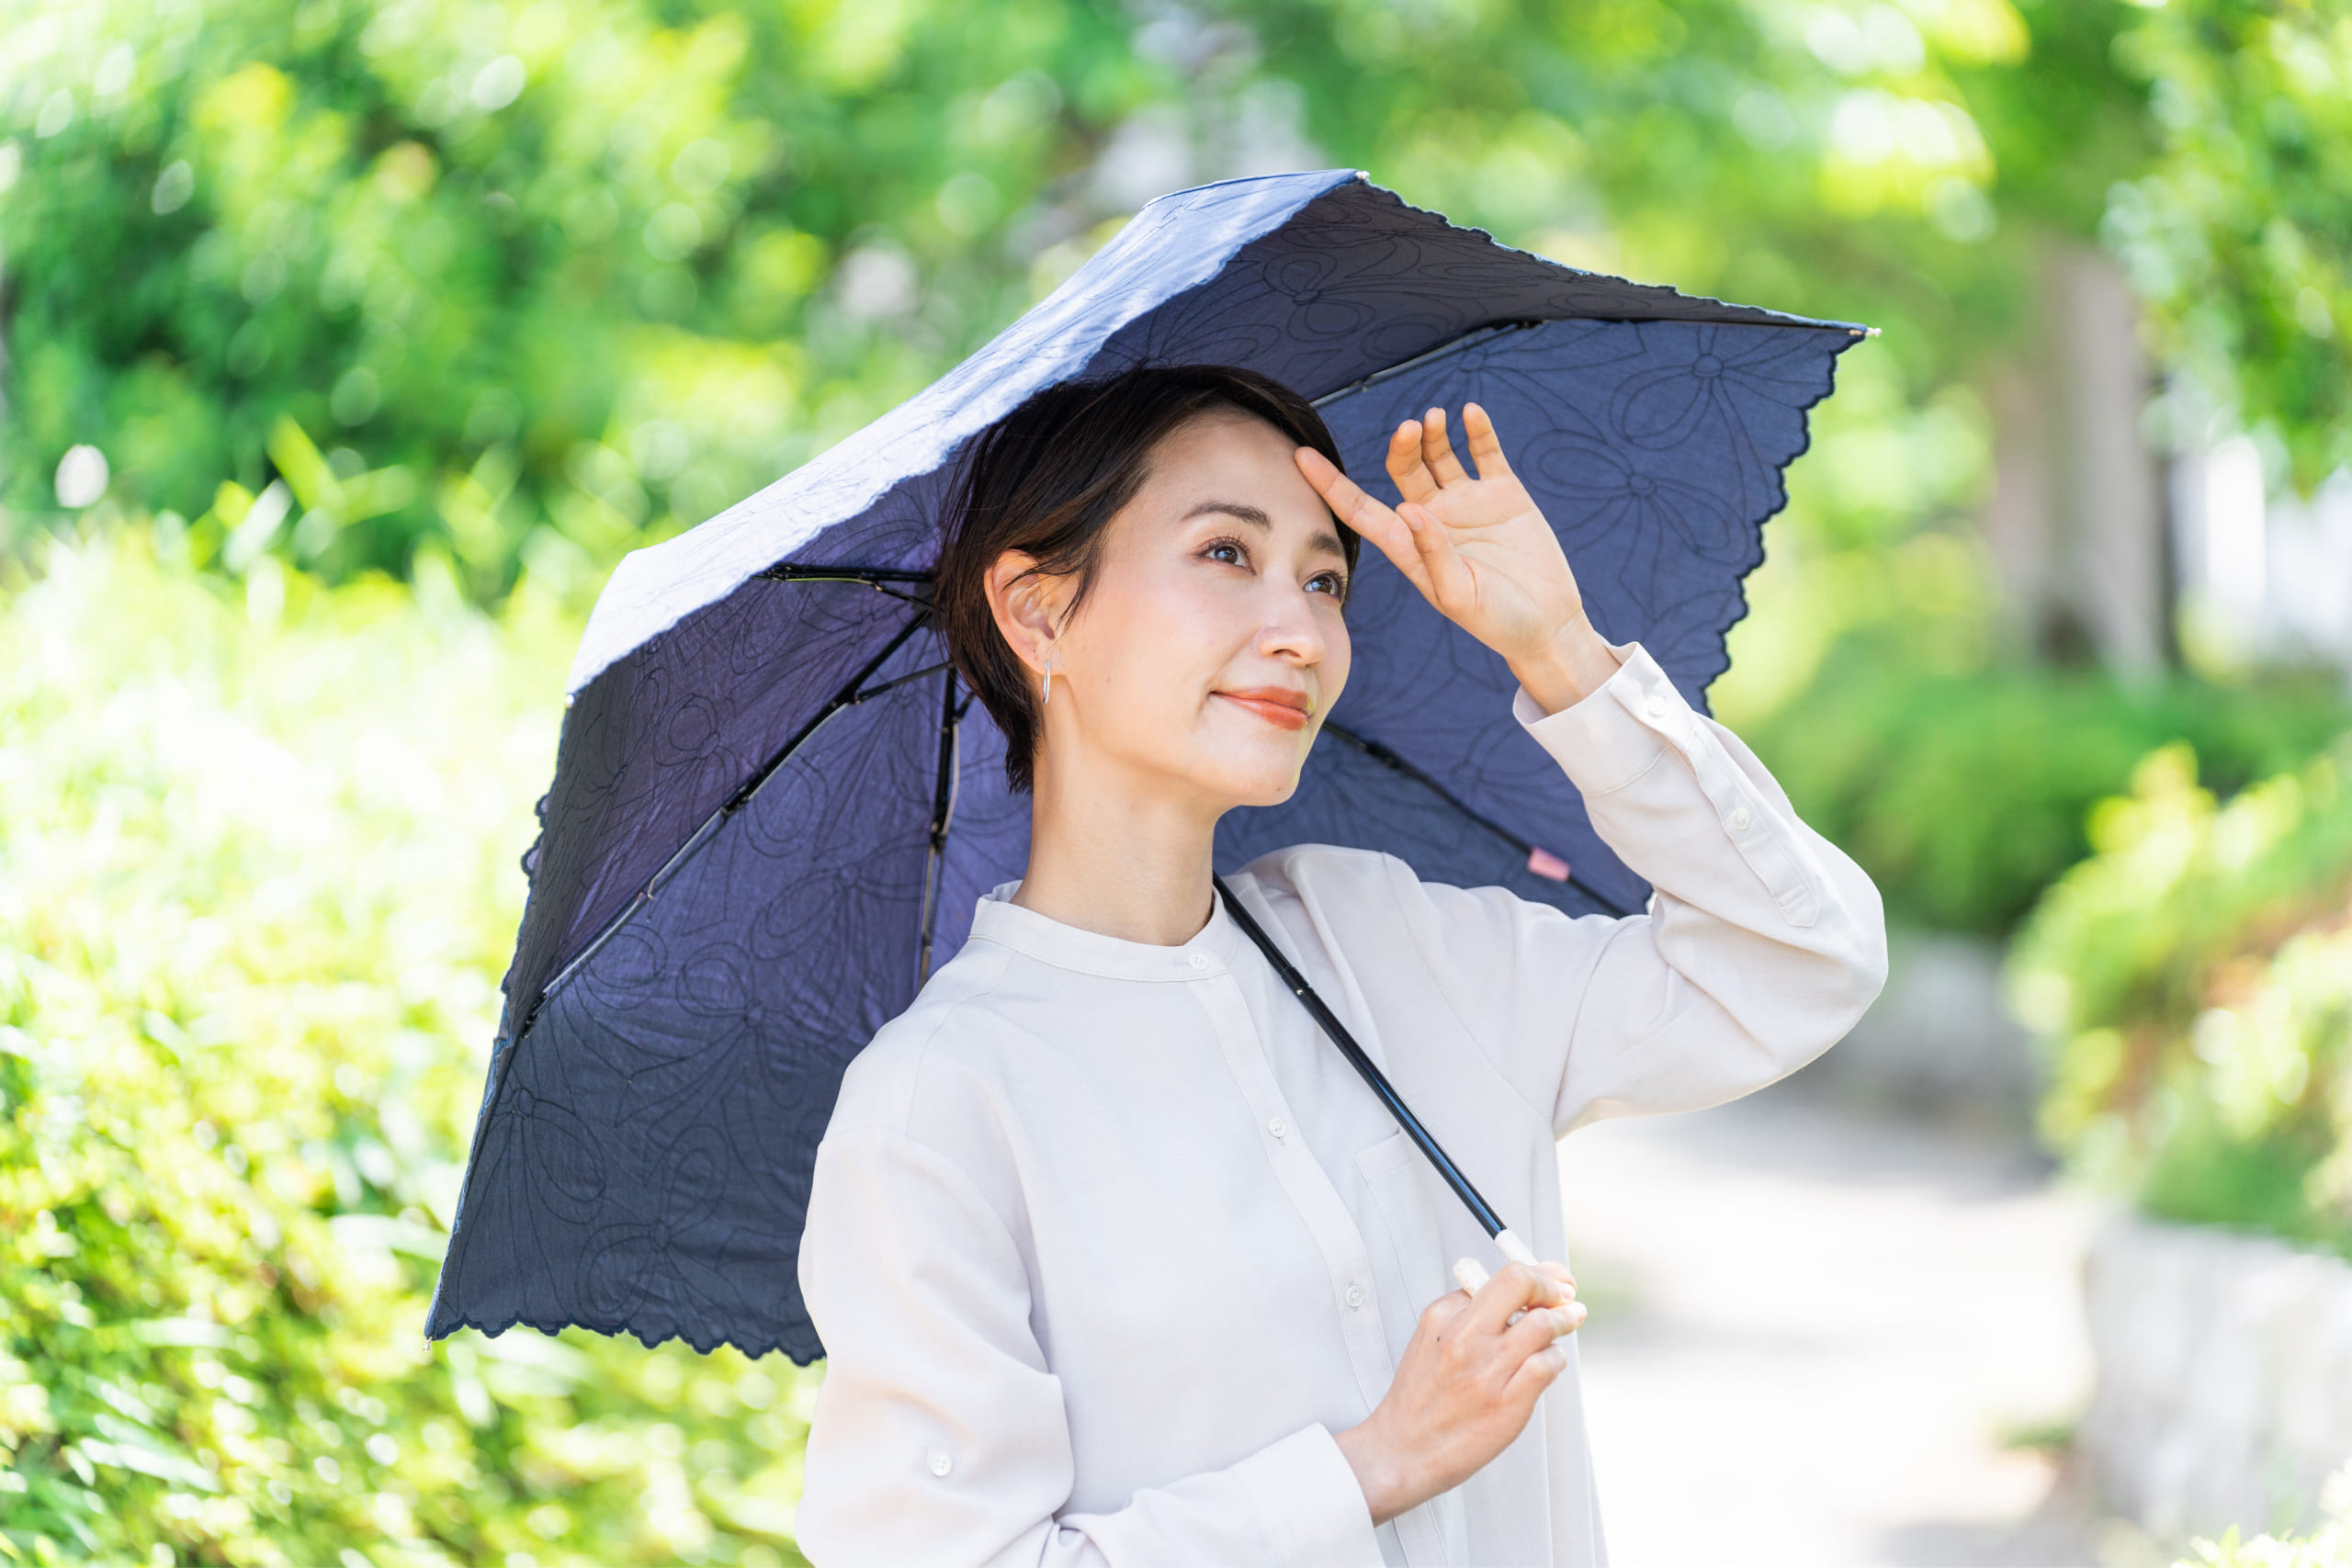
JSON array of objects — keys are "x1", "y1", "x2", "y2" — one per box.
[
  {"x1": 1310, "y1": 321, "x2": 1536, "y2": 411},
  {"x1": 914, "y1": 667, "x2": 960, "y2": 986},
  {"x1": 846, "y1": 659, "x2": 953, "y2": 707},
  {"x1": 1318, "y1": 719, "x2": 1635, "y2": 919},
  {"x1": 716, "y1": 615, "x2": 934, "y2": 815},
  {"x1": 759, "y1": 563, "x2": 936, "y2": 607},
  {"x1": 513, "y1": 611, "x2": 936, "y2": 1048},
  {"x1": 1310, "y1": 314, "x2": 1871, "y2": 416}
]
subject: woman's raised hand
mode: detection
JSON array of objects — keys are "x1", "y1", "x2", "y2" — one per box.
[
  {"x1": 1331, "y1": 1260, "x2": 1586, "y2": 1526},
  {"x1": 1295, "y1": 406, "x2": 1623, "y2": 714}
]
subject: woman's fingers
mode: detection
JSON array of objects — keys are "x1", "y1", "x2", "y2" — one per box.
[
  {"x1": 1500, "y1": 1339, "x2": 1572, "y2": 1407},
  {"x1": 1462, "y1": 402, "x2": 1515, "y2": 481},
  {"x1": 1386, "y1": 421, "x2": 1438, "y2": 503},
  {"x1": 1420, "y1": 407, "x2": 1472, "y2": 488},
  {"x1": 1293, "y1": 447, "x2": 1423, "y2": 582},
  {"x1": 1503, "y1": 1299, "x2": 1587, "y2": 1359},
  {"x1": 1398, "y1": 501, "x2": 1476, "y2": 612},
  {"x1": 1463, "y1": 1261, "x2": 1566, "y2": 1337}
]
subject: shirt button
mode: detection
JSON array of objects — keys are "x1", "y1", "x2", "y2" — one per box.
[
  {"x1": 1346, "y1": 1285, "x2": 1365, "y2": 1309},
  {"x1": 1728, "y1": 807, "x2": 1752, "y2": 832},
  {"x1": 928, "y1": 1451, "x2": 953, "y2": 1477},
  {"x1": 1267, "y1": 1117, "x2": 1288, "y2": 1139},
  {"x1": 1187, "y1": 953, "x2": 1210, "y2": 970}
]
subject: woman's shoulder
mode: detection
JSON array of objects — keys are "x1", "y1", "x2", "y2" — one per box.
[
  {"x1": 1230, "y1": 840, "x2": 1508, "y2": 941},
  {"x1": 1228, "y1": 840, "x2": 1421, "y2": 908},
  {"x1": 1232, "y1": 840, "x2": 1594, "y2": 976},
  {"x1": 826, "y1": 938, "x2": 1029, "y2": 1145}
]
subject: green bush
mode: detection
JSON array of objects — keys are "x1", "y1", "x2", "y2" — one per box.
[
  {"x1": 2007, "y1": 739, "x2": 2352, "y2": 1258},
  {"x1": 2177, "y1": 1467, "x2": 2352, "y2": 1568},
  {"x1": 1747, "y1": 630, "x2": 2352, "y2": 935},
  {"x1": 0, "y1": 0, "x2": 1145, "y2": 595},
  {"x1": 0, "y1": 532, "x2": 815, "y2": 1566}
]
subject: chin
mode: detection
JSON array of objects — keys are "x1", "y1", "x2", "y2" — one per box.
[{"x1": 1198, "y1": 756, "x2": 1308, "y2": 811}]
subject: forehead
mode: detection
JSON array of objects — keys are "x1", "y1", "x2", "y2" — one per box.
[{"x1": 1136, "y1": 411, "x2": 1345, "y2": 545}]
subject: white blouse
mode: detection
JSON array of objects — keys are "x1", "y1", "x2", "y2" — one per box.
[{"x1": 795, "y1": 637, "x2": 1888, "y2": 1566}]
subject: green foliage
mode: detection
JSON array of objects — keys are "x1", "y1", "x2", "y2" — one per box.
[
  {"x1": 0, "y1": 0, "x2": 2177, "y2": 604},
  {"x1": 0, "y1": 532, "x2": 816, "y2": 1566},
  {"x1": 1254, "y1": 0, "x2": 2153, "y2": 386},
  {"x1": 1745, "y1": 626, "x2": 2352, "y2": 934},
  {"x1": 2007, "y1": 739, "x2": 2352, "y2": 1259},
  {"x1": 2177, "y1": 1467, "x2": 2352, "y2": 1568},
  {"x1": 2106, "y1": 0, "x2": 2352, "y2": 491},
  {"x1": 0, "y1": 0, "x2": 1150, "y2": 594}
]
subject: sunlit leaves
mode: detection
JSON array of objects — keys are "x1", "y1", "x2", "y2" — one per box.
[
  {"x1": 2007, "y1": 736, "x2": 2352, "y2": 1256},
  {"x1": 0, "y1": 0, "x2": 1155, "y2": 601},
  {"x1": 0, "y1": 534, "x2": 820, "y2": 1564},
  {"x1": 2105, "y1": 0, "x2": 2352, "y2": 491}
]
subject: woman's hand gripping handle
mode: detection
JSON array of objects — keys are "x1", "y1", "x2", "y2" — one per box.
[{"x1": 1331, "y1": 1255, "x2": 1586, "y2": 1526}]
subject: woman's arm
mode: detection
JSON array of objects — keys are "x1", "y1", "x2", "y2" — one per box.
[
  {"x1": 794, "y1": 1122, "x2": 1385, "y2": 1566},
  {"x1": 1295, "y1": 400, "x2": 1887, "y2": 1134},
  {"x1": 1395, "y1": 634, "x2": 1888, "y2": 1133}
]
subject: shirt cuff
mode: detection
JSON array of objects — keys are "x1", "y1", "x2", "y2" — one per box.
[
  {"x1": 1229, "y1": 1423, "x2": 1383, "y2": 1567},
  {"x1": 1512, "y1": 637, "x2": 1686, "y2": 797}
]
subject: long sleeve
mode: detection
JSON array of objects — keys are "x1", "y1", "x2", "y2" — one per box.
[
  {"x1": 796, "y1": 1119, "x2": 1383, "y2": 1567},
  {"x1": 1392, "y1": 637, "x2": 1888, "y2": 1134}
]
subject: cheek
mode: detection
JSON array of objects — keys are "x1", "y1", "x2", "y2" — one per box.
[
  {"x1": 1089, "y1": 559, "x2": 1246, "y2": 671},
  {"x1": 1069, "y1": 564, "x2": 1232, "y2": 712},
  {"x1": 1322, "y1": 607, "x2": 1352, "y2": 695}
]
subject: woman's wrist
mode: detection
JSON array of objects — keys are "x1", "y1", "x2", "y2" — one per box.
[
  {"x1": 1332, "y1": 1416, "x2": 1419, "y2": 1526},
  {"x1": 1506, "y1": 615, "x2": 1623, "y2": 716}
]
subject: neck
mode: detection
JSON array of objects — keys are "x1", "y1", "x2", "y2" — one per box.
[{"x1": 1012, "y1": 748, "x2": 1221, "y2": 947}]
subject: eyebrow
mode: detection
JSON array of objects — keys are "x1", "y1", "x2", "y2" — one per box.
[{"x1": 1182, "y1": 500, "x2": 1349, "y2": 562}]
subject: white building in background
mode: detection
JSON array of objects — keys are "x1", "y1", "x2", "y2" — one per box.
[{"x1": 2171, "y1": 434, "x2": 2352, "y2": 678}]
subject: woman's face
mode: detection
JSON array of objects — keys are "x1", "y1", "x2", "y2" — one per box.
[{"x1": 1009, "y1": 409, "x2": 1354, "y2": 814}]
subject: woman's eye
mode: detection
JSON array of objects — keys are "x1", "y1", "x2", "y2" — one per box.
[
  {"x1": 1205, "y1": 541, "x2": 1244, "y2": 566},
  {"x1": 1308, "y1": 571, "x2": 1347, "y2": 598}
]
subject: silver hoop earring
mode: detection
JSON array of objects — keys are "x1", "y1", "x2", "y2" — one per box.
[{"x1": 1042, "y1": 651, "x2": 1054, "y2": 707}]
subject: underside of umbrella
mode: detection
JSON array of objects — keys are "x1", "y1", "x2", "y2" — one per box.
[{"x1": 427, "y1": 170, "x2": 1865, "y2": 1361}]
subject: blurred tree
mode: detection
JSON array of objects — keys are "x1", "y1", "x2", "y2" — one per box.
[
  {"x1": 2104, "y1": 0, "x2": 2352, "y2": 493},
  {"x1": 2, "y1": 0, "x2": 2343, "y2": 647},
  {"x1": 0, "y1": 0, "x2": 1170, "y2": 596},
  {"x1": 0, "y1": 2, "x2": 2088, "y2": 577}
]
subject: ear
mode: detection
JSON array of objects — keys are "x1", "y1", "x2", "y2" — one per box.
[{"x1": 981, "y1": 550, "x2": 1073, "y2": 676}]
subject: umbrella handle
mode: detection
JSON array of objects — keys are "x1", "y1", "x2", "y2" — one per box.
[{"x1": 1453, "y1": 1237, "x2": 1577, "y2": 1340}]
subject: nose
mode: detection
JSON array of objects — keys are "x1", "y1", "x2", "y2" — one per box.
[{"x1": 1252, "y1": 577, "x2": 1335, "y2": 668}]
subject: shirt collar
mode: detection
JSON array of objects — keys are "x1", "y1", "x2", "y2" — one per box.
[{"x1": 967, "y1": 879, "x2": 1247, "y2": 982}]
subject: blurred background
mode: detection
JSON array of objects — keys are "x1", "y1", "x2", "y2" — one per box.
[{"x1": 2, "y1": 0, "x2": 2349, "y2": 1563}]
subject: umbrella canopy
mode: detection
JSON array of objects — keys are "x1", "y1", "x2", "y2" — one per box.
[{"x1": 427, "y1": 169, "x2": 1866, "y2": 1362}]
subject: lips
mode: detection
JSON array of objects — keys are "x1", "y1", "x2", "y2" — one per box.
[{"x1": 1215, "y1": 686, "x2": 1313, "y2": 731}]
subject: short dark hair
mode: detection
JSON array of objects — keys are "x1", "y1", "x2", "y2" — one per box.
[{"x1": 935, "y1": 364, "x2": 1355, "y2": 794}]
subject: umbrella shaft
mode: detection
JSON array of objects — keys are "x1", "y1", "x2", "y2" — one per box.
[{"x1": 1212, "y1": 876, "x2": 1512, "y2": 1244}]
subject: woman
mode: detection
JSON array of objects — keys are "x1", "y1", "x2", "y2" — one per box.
[{"x1": 795, "y1": 364, "x2": 1887, "y2": 1565}]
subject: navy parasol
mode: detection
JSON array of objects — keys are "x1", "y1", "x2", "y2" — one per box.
[{"x1": 426, "y1": 169, "x2": 1867, "y2": 1362}]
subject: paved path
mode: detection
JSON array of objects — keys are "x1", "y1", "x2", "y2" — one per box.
[{"x1": 1555, "y1": 1082, "x2": 2109, "y2": 1567}]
